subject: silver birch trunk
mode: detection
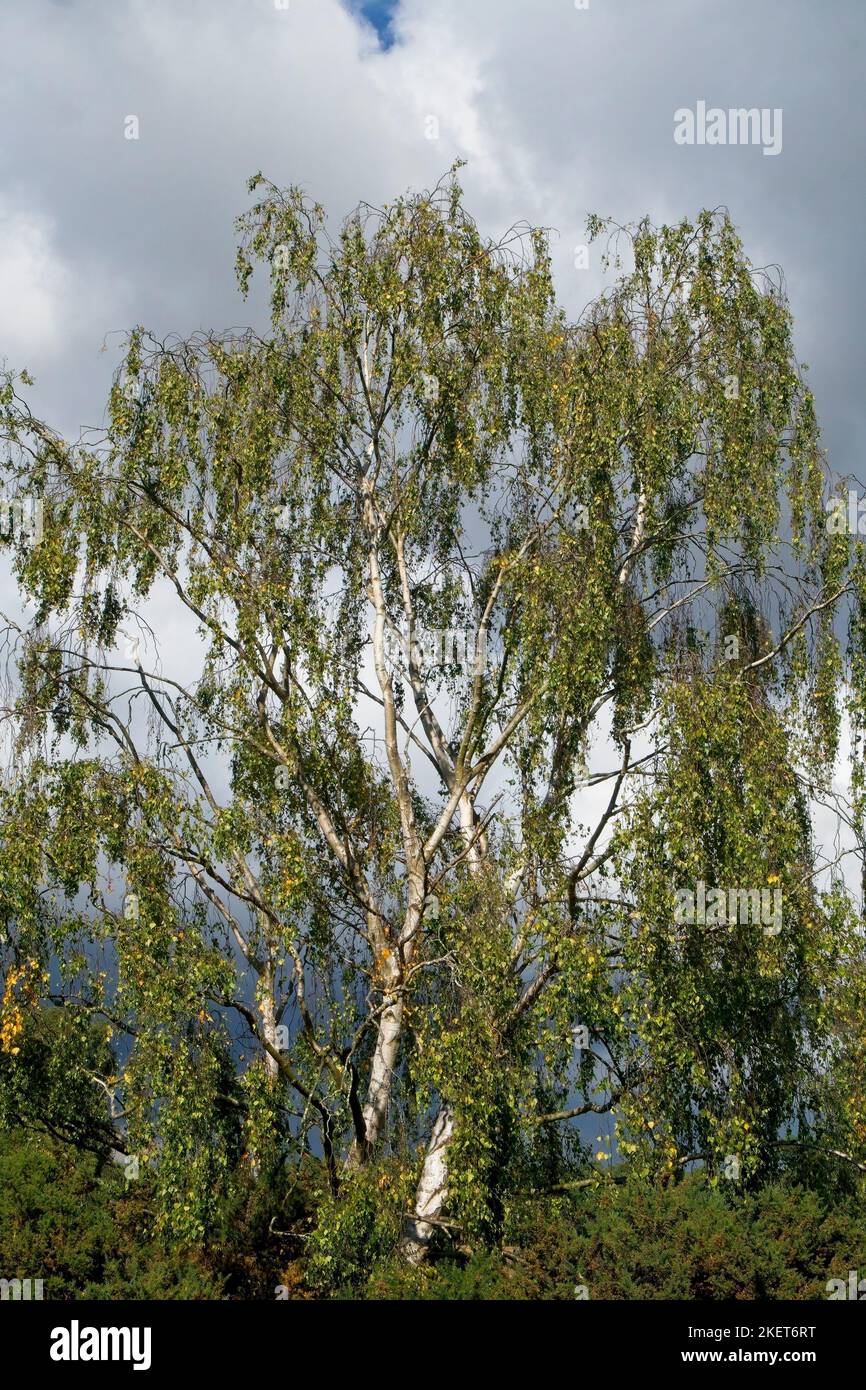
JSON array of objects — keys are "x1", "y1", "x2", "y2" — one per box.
[
  {"x1": 359, "y1": 989, "x2": 404, "y2": 1150},
  {"x1": 400, "y1": 1106, "x2": 455, "y2": 1263},
  {"x1": 402, "y1": 795, "x2": 483, "y2": 1257}
]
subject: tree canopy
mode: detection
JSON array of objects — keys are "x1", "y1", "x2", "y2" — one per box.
[{"x1": 2, "y1": 168, "x2": 865, "y2": 1265}]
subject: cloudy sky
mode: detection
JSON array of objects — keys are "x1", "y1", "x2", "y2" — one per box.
[
  {"x1": 1, "y1": 0, "x2": 863, "y2": 881},
  {"x1": 1, "y1": 0, "x2": 864, "y2": 493}
]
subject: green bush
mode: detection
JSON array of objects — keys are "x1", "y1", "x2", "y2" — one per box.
[
  {"x1": 4, "y1": 1123, "x2": 865, "y2": 1300},
  {"x1": 364, "y1": 1173, "x2": 866, "y2": 1300},
  {"x1": 306, "y1": 1161, "x2": 416, "y2": 1295},
  {"x1": 0, "y1": 1128, "x2": 222, "y2": 1299}
]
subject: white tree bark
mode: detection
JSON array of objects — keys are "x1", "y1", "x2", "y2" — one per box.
[
  {"x1": 258, "y1": 973, "x2": 281, "y2": 1083},
  {"x1": 400, "y1": 1106, "x2": 455, "y2": 1264},
  {"x1": 401, "y1": 796, "x2": 484, "y2": 1258},
  {"x1": 360, "y1": 990, "x2": 404, "y2": 1150},
  {"x1": 349, "y1": 894, "x2": 422, "y2": 1166}
]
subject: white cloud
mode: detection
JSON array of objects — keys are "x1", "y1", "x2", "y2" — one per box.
[{"x1": 0, "y1": 200, "x2": 69, "y2": 363}]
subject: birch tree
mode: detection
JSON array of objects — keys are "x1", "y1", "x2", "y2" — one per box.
[{"x1": 2, "y1": 169, "x2": 865, "y2": 1258}]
